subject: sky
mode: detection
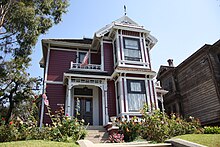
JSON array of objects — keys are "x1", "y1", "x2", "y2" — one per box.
[{"x1": 29, "y1": 0, "x2": 220, "y2": 78}]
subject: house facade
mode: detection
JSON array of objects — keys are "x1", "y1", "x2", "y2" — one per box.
[
  {"x1": 157, "y1": 40, "x2": 220, "y2": 125},
  {"x1": 40, "y1": 15, "x2": 164, "y2": 126}
]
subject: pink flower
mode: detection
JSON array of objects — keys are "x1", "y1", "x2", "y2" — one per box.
[
  {"x1": 42, "y1": 94, "x2": 47, "y2": 99},
  {"x1": 66, "y1": 114, "x2": 69, "y2": 116},
  {"x1": 9, "y1": 121, "x2": 13, "y2": 125},
  {"x1": 44, "y1": 99, "x2": 49, "y2": 106}
]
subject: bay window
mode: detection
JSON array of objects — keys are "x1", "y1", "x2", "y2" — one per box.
[
  {"x1": 127, "y1": 80, "x2": 146, "y2": 112},
  {"x1": 123, "y1": 37, "x2": 142, "y2": 61}
]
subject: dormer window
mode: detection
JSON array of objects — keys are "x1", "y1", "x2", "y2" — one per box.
[{"x1": 123, "y1": 37, "x2": 141, "y2": 61}]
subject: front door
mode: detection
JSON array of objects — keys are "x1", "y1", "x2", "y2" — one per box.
[{"x1": 74, "y1": 97, "x2": 93, "y2": 125}]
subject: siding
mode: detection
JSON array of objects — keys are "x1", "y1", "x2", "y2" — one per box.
[
  {"x1": 103, "y1": 43, "x2": 114, "y2": 74},
  {"x1": 122, "y1": 30, "x2": 139, "y2": 37},
  {"x1": 44, "y1": 84, "x2": 66, "y2": 123},
  {"x1": 47, "y1": 49, "x2": 76, "y2": 81},
  {"x1": 177, "y1": 53, "x2": 220, "y2": 125},
  {"x1": 91, "y1": 52, "x2": 101, "y2": 64},
  {"x1": 107, "y1": 80, "x2": 116, "y2": 117}
]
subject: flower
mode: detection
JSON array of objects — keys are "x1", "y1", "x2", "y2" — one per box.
[
  {"x1": 44, "y1": 99, "x2": 49, "y2": 106},
  {"x1": 1, "y1": 117, "x2": 5, "y2": 121},
  {"x1": 9, "y1": 121, "x2": 13, "y2": 125}
]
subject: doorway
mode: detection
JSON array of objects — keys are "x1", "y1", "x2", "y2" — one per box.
[{"x1": 74, "y1": 97, "x2": 93, "y2": 125}]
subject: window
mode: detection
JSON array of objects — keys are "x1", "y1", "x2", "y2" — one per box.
[
  {"x1": 78, "y1": 52, "x2": 87, "y2": 63},
  {"x1": 127, "y1": 80, "x2": 146, "y2": 112},
  {"x1": 123, "y1": 37, "x2": 141, "y2": 61}
]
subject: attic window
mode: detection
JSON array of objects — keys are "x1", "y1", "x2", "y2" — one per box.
[{"x1": 123, "y1": 37, "x2": 142, "y2": 61}]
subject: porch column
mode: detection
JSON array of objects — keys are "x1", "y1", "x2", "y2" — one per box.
[
  {"x1": 66, "y1": 77, "x2": 72, "y2": 116},
  {"x1": 101, "y1": 81, "x2": 109, "y2": 125},
  {"x1": 104, "y1": 81, "x2": 109, "y2": 124}
]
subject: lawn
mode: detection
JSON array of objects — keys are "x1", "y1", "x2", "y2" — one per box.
[
  {"x1": 0, "y1": 140, "x2": 79, "y2": 147},
  {"x1": 175, "y1": 134, "x2": 220, "y2": 147}
]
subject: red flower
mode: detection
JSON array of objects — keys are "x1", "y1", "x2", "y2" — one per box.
[
  {"x1": 9, "y1": 121, "x2": 13, "y2": 125},
  {"x1": 1, "y1": 118, "x2": 5, "y2": 121},
  {"x1": 66, "y1": 114, "x2": 68, "y2": 116}
]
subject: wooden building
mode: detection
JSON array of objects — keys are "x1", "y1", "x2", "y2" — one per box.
[
  {"x1": 39, "y1": 15, "x2": 166, "y2": 126},
  {"x1": 157, "y1": 40, "x2": 220, "y2": 125}
]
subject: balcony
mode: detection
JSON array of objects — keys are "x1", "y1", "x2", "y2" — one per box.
[{"x1": 70, "y1": 62, "x2": 102, "y2": 71}]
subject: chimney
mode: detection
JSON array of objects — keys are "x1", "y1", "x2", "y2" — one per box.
[{"x1": 167, "y1": 59, "x2": 174, "y2": 67}]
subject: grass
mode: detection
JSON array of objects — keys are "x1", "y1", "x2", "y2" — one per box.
[
  {"x1": 175, "y1": 134, "x2": 220, "y2": 147},
  {"x1": 0, "y1": 140, "x2": 79, "y2": 147}
]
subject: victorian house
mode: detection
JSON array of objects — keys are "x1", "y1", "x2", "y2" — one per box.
[
  {"x1": 39, "y1": 15, "x2": 165, "y2": 126},
  {"x1": 157, "y1": 40, "x2": 220, "y2": 125}
]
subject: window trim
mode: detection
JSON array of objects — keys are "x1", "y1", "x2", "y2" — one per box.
[
  {"x1": 123, "y1": 37, "x2": 142, "y2": 61},
  {"x1": 127, "y1": 80, "x2": 146, "y2": 94}
]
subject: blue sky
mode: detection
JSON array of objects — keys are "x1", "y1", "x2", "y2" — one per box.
[{"x1": 29, "y1": 0, "x2": 220, "y2": 78}]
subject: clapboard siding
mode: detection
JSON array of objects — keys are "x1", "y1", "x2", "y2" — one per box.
[
  {"x1": 157, "y1": 40, "x2": 220, "y2": 125},
  {"x1": 103, "y1": 43, "x2": 114, "y2": 74},
  {"x1": 48, "y1": 49, "x2": 76, "y2": 81},
  {"x1": 107, "y1": 80, "x2": 116, "y2": 117}
]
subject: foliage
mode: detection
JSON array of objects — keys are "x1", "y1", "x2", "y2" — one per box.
[
  {"x1": 0, "y1": 105, "x2": 87, "y2": 143},
  {"x1": 0, "y1": 0, "x2": 69, "y2": 124},
  {"x1": 45, "y1": 106, "x2": 87, "y2": 142},
  {"x1": 0, "y1": 0, "x2": 69, "y2": 59},
  {"x1": 118, "y1": 116, "x2": 142, "y2": 142},
  {"x1": 108, "y1": 133, "x2": 124, "y2": 143},
  {"x1": 115, "y1": 105, "x2": 203, "y2": 143},
  {"x1": 140, "y1": 105, "x2": 203, "y2": 143},
  {"x1": 0, "y1": 140, "x2": 79, "y2": 147},
  {"x1": 204, "y1": 126, "x2": 220, "y2": 134}
]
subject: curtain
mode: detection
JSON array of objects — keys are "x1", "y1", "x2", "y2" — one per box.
[{"x1": 128, "y1": 94, "x2": 146, "y2": 111}]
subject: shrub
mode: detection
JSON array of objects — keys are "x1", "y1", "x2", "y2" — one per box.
[
  {"x1": 45, "y1": 106, "x2": 87, "y2": 142},
  {"x1": 115, "y1": 105, "x2": 203, "y2": 143},
  {"x1": 118, "y1": 116, "x2": 142, "y2": 142},
  {"x1": 204, "y1": 126, "x2": 220, "y2": 134}
]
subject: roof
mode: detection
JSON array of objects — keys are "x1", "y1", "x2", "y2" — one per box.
[{"x1": 42, "y1": 38, "x2": 92, "y2": 45}]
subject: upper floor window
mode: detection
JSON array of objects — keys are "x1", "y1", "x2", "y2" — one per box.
[
  {"x1": 127, "y1": 80, "x2": 146, "y2": 112},
  {"x1": 123, "y1": 37, "x2": 141, "y2": 61}
]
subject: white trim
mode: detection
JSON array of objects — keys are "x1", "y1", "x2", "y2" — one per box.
[
  {"x1": 119, "y1": 30, "x2": 125, "y2": 63},
  {"x1": 101, "y1": 38, "x2": 104, "y2": 71},
  {"x1": 42, "y1": 39, "x2": 91, "y2": 49},
  {"x1": 143, "y1": 34, "x2": 150, "y2": 65},
  {"x1": 116, "y1": 30, "x2": 121, "y2": 64},
  {"x1": 115, "y1": 80, "x2": 119, "y2": 115},
  {"x1": 145, "y1": 79, "x2": 151, "y2": 111},
  {"x1": 40, "y1": 43, "x2": 50, "y2": 128},
  {"x1": 119, "y1": 76, "x2": 125, "y2": 113},
  {"x1": 103, "y1": 40, "x2": 112, "y2": 44},
  {"x1": 45, "y1": 81, "x2": 63, "y2": 84},
  {"x1": 139, "y1": 34, "x2": 146, "y2": 63},
  {"x1": 124, "y1": 76, "x2": 128, "y2": 113},
  {"x1": 63, "y1": 73, "x2": 111, "y2": 79},
  {"x1": 121, "y1": 34, "x2": 141, "y2": 39}
]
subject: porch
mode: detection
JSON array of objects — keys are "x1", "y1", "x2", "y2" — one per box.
[{"x1": 65, "y1": 77, "x2": 109, "y2": 126}]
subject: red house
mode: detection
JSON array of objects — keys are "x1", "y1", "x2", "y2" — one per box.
[{"x1": 39, "y1": 15, "x2": 165, "y2": 126}]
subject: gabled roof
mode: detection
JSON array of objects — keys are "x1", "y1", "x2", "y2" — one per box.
[{"x1": 94, "y1": 15, "x2": 157, "y2": 49}]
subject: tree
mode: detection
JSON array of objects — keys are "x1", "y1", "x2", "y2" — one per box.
[
  {"x1": 0, "y1": 0, "x2": 69, "y2": 124},
  {"x1": 0, "y1": 0, "x2": 69, "y2": 59}
]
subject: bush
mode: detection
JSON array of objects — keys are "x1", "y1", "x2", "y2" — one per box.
[
  {"x1": 118, "y1": 116, "x2": 142, "y2": 142},
  {"x1": 0, "y1": 106, "x2": 87, "y2": 143},
  {"x1": 115, "y1": 105, "x2": 203, "y2": 143},
  {"x1": 204, "y1": 126, "x2": 220, "y2": 134}
]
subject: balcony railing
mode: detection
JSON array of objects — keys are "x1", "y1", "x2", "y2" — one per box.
[{"x1": 70, "y1": 62, "x2": 102, "y2": 71}]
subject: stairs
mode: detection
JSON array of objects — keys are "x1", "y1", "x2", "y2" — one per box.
[{"x1": 84, "y1": 126, "x2": 109, "y2": 143}]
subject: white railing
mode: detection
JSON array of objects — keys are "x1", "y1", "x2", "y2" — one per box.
[{"x1": 70, "y1": 62, "x2": 102, "y2": 71}]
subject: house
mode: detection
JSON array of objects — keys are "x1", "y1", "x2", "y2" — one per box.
[
  {"x1": 157, "y1": 40, "x2": 220, "y2": 125},
  {"x1": 39, "y1": 15, "x2": 165, "y2": 126}
]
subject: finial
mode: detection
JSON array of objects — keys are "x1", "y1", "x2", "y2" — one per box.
[{"x1": 124, "y1": 5, "x2": 127, "y2": 15}]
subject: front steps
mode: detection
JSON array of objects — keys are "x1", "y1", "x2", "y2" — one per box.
[{"x1": 84, "y1": 126, "x2": 109, "y2": 143}]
